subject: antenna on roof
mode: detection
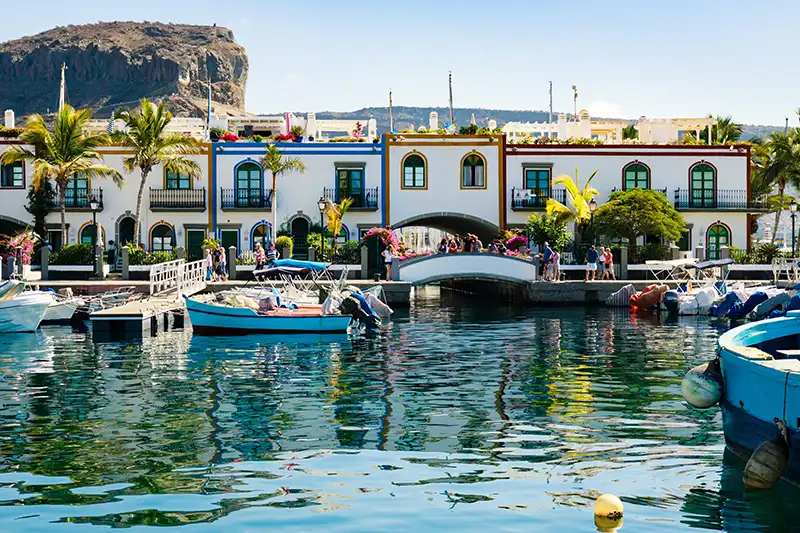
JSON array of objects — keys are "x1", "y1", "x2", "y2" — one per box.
[
  {"x1": 58, "y1": 63, "x2": 67, "y2": 112},
  {"x1": 448, "y1": 71, "x2": 454, "y2": 125}
]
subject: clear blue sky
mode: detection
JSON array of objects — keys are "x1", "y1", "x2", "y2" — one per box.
[{"x1": 1, "y1": 0, "x2": 795, "y2": 125}]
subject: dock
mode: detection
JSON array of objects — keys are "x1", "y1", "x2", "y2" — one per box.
[{"x1": 90, "y1": 296, "x2": 185, "y2": 339}]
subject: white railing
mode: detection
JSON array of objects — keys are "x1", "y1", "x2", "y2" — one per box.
[{"x1": 150, "y1": 259, "x2": 207, "y2": 300}]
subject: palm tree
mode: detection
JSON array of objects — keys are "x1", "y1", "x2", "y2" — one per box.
[
  {"x1": 323, "y1": 198, "x2": 353, "y2": 251},
  {"x1": 700, "y1": 115, "x2": 743, "y2": 144},
  {"x1": 260, "y1": 144, "x2": 306, "y2": 238},
  {"x1": 622, "y1": 124, "x2": 638, "y2": 140},
  {"x1": 756, "y1": 131, "x2": 800, "y2": 243},
  {"x1": 0, "y1": 105, "x2": 122, "y2": 245},
  {"x1": 117, "y1": 98, "x2": 202, "y2": 246},
  {"x1": 545, "y1": 167, "x2": 600, "y2": 245}
]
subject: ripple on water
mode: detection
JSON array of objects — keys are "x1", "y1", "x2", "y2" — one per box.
[{"x1": 0, "y1": 289, "x2": 795, "y2": 532}]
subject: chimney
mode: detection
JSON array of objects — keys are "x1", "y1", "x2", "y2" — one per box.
[
  {"x1": 429, "y1": 111, "x2": 438, "y2": 131},
  {"x1": 4, "y1": 110, "x2": 14, "y2": 129}
]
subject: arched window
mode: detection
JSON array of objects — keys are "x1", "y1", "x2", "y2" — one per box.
[
  {"x1": 691, "y1": 163, "x2": 716, "y2": 208},
  {"x1": 402, "y1": 153, "x2": 426, "y2": 189},
  {"x1": 79, "y1": 223, "x2": 105, "y2": 245},
  {"x1": 0, "y1": 162, "x2": 23, "y2": 188},
  {"x1": 252, "y1": 223, "x2": 271, "y2": 250},
  {"x1": 461, "y1": 153, "x2": 486, "y2": 188},
  {"x1": 150, "y1": 224, "x2": 174, "y2": 252},
  {"x1": 165, "y1": 169, "x2": 191, "y2": 189},
  {"x1": 623, "y1": 162, "x2": 649, "y2": 190},
  {"x1": 66, "y1": 174, "x2": 90, "y2": 208},
  {"x1": 236, "y1": 162, "x2": 263, "y2": 207},
  {"x1": 707, "y1": 224, "x2": 730, "y2": 260}
]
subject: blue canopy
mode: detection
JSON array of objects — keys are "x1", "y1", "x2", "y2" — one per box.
[{"x1": 273, "y1": 258, "x2": 329, "y2": 272}]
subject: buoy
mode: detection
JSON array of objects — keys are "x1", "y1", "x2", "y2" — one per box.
[
  {"x1": 681, "y1": 359, "x2": 723, "y2": 409},
  {"x1": 594, "y1": 515, "x2": 624, "y2": 532},
  {"x1": 594, "y1": 493, "x2": 623, "y2": 519},
  {"x1": 743, "y1": 420, "x2": 789, "y2": 489}
]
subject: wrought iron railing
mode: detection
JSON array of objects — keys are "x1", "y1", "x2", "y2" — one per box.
[
  {"x1": 149, "y1": 188, "x2": 206, "y2": 210},
  {"x1": 673, "y1": 189, "x2": 768, "y2": 210},
  {"x1": 510, "y1": 188, "x2": 567, "y2": 209},
  {"x1": 53, "y1": 187, "x2": 104, "y2": 209},
  {"x1": 220, "y1": 188, "x2": 273, "y2": 209},
  {"x1": 323, "y1": 187, "x2": 379, "y2": 209}
]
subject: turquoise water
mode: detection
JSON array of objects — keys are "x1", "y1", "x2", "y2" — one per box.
[{"x1": 0, "y1": 287, "x2": 797, "y2": 532}]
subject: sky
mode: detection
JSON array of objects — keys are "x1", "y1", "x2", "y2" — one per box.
[{"x1": 1, "y1": 0, "x2": 797, "y2": 125}]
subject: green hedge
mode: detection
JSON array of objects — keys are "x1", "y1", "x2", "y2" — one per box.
[
  {"x1": 127, "y1": 244, "x2": 177, "y2": 266},
  {"x1": 50, "y1": 243, "x2": 94, "y2": 265}
]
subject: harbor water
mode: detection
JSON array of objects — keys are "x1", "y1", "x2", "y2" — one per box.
[{"x1": 0, "y1": 286, "x2": 797, "y2": 532}]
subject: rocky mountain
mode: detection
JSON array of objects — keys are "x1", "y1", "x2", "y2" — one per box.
[
  {"x1": 306, "y1": 106, "x2": 779, "y2": 140},
  {"x1": 0, "y1": 21, "x2": 248, "y2": 118}
]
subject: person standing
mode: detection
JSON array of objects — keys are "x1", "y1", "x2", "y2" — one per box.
[
  {"x1": 382, "y1": 244, "x2": 395, "y2": 281},
  {"x1": 438, "y1": 238, "x2": 448, "y2": 254},
  {"x1": 266, "y1": 242, "x2": 279, "y2": 265},
  {"x1": 552, "y1": 249, "x2": 561, "y2": 282},
  {"x1": 542, "y1": 242, "x2": 553, "y2": 279},
  {"x1": 604, "y1": 247, "x2": 616, "y2": 280},
  {"x1": 471, "y1": 236, "x2": 483, "y2": 252},
  {"x1": 217, "y1": 246, "x2": 228, "y2": 281},
  {"x1": 204, "y1": 248, "x2": 213, "y2": 281},
  {"x1": 585, "y1": 245, "x2": 599, "y2": 281},
  {"x1": 254, "y1": 242, "x2": 266, "y2": 271}
]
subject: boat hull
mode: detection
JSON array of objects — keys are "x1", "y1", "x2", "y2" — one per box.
[
  {"x1": 186, "y1": 298, "x2": 352, "y2": 335},
  {"x1": 42, "y1": 299, "x2": 80, "y2": 323},
  {"x1": 0, "y1": 293, "x2": 51, "y2": 333}
]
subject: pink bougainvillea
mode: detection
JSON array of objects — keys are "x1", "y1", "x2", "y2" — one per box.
[
  {"x1": 361, "y1": 226, "x2": 400, "y2": 249},
  {"x1": 505, "y1": 234, "x2": 528, "y2": 251},
  {"x1": 398, "y1": 251, "x2": 434, "y2": 261},
  {"x1": 1, "y1": 231, "x2": 39, "y2": 265}
]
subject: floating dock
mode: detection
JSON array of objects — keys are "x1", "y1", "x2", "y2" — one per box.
[{"x1": 90, "y1": 297, "x2": 185, "y2": 339}]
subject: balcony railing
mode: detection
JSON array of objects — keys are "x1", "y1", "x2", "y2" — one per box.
[
  {"x1": 510, "y1": 188, "x2": 567, "y2": 209},
  {"x1": 673, "y1": 189, "x2": 768, "y2": 210},
  {"x1": 220, "y1": 188, "x2": 273, "y2": 209},
  {"x1": 52, "y1": 188, "x2": 104, "y2": 210},
  {"x1": 322, "y1": 187, "x2": 379, "y2": 210},
  {"x1": 149, "y1": 188, "x2": 206, "y2": 210}
]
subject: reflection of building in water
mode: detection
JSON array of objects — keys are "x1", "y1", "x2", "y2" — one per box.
[{"x1": 395, "y1": 226, "x2": 444, "y2": 252}]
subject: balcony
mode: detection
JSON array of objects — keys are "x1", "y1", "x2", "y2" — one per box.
[
  {"x1": 322, "y1": 187, "x2": 379, "y2": 210},
  {"x1": 149, "y1": 188, "x2": 206, "y2": 211},
  {"x1": 673, "y1": 189, "x2": 768, "y2": 211},
  {"x1": 220, "y1": 188, "x2": 273, "y2": 210},
  {"x1": 510, "y1": 188, "x2": 567, "y2": 210},
  {"x1": 52, "y1": 188, "x2": 103, "y2": 211}
]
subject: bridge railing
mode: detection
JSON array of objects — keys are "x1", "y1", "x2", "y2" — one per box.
[
  {"x1": 398, "y1": 252, "x2": 537, "y2": 285},
  {"x1": 150, "y1": 259, "x2": 207, "y2": 300}
]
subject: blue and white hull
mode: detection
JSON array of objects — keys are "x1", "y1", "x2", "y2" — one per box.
[{"x1": 185, "y1": 297, "x2": 352, "y2": 336}]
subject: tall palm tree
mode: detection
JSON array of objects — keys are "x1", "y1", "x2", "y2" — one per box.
[
  {"x1": 700, "y1": 115, "x2": 743, "y2": 144},
  {"x1": 260, "y1": 144, "x2": 306, "y2": 238},
  {"x1": 546, "y1": 167, "x2": 600, "y2": 245},
  {"x1": 0, "y1": 105, "x2": 122, "y2": 245},
  {"x1": 117, "y1": 98, "x2": 202, "y2": 246},
  {"x1": 756, "y1": 131, "x2": 800, "y2": 243},
  {"x1": 323, "y1": 198, "x2": 353, "y2": 250}
]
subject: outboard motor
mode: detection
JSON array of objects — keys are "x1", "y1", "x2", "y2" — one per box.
[
  {"x1": 663, "y1": 290, "x2": 680, "y2": 314},
  {"x1": 340, "y1": 296, "x2": 381, "y2": 330}
]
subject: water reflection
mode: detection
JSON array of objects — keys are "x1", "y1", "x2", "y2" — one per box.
[{"x1": 0, "y1": 288, "x2": 792, "y2": 531}]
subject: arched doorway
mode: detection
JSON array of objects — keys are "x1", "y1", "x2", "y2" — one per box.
[
  {"x1": 119, "y1": 217, "x2": 135, "y2": 246},
  {"x1": 707, "y1": 223, "x2": 730, "y2": 260},
  {"x1": 291, "y1": 217, "x2": 310, "y2": 259},
  {"x1": 251, "y1": 222, "x2": 271, "y2": 250}
]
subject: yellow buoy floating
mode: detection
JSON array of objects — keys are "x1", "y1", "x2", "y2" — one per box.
[
  {"x1": 594, "y1": 494, "x2": 624, "y2": 532},
  {"x1": 681, "y1": 359, "x2": 723, "y2": 409}
]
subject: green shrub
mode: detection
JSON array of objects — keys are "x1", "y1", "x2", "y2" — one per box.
[
  {"x1": 201, "y1": 238, "x2": 220, "y2": 251},
  {"x1": 333, "y1": 240, "x2": 361, "y2": 264},
  {"x1": 50, "y1": 243, "x2": 94, "y2": 265},
  {"x1": 126, "y1": 244, "x2": 177, "y2": 266},
  {"x1": 276, "y1": 235, "x2": 293, "y2": 256}
]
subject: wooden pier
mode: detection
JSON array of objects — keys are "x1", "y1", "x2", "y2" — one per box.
[{"x1": 90, "y1": 297, "x2": 186, "y2": 339}]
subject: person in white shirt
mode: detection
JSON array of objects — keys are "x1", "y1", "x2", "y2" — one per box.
[
  {"x1": 204, "y1": 248, "x2": 213, "y2": 280},
  {"x1": 382, "y1": 245, "x2": 395, "y2": 281}
]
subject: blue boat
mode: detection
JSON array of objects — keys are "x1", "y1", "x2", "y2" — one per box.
[{"x1": 716, "y1": 313, "x2": 800, "y2": 487}]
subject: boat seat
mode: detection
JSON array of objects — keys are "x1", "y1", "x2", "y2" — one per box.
[
  {"x1": 727, "y1": 346, "x2": 774, "y2": 360},
  {"x1": 759, "y1": 359, "x2": 800, "y2": 372}
]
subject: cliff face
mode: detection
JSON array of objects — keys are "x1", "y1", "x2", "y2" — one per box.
[{"x1": 0, "y1": 21, "x2": 248, "y2": 117}]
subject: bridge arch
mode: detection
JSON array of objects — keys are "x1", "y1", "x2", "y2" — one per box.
[
  {"x1": 398, "y1": 252, "x2": 535, "y2": 286},
  {"x1": 390, "y1": 212, "x2": 500, "y2": 242},
  {"x1": 0, "y1": 214, "x2": 30, "y2": 236}
]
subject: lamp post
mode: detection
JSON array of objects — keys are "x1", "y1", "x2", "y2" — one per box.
[
  {"x1": 589, "y1": 197, "x2": 598, "y2": 245},
  {"x1": 89, "y1": 196, "x2": 100, "y2": 276},
  {"x1": 791, "y1": 201, "x2": 797, "y2": 258},
  {"x1": 317, "y1": 196, "x2": 326, "y2": 261}
]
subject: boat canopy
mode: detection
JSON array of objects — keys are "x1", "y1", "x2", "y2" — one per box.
[
  {"x1": 688, "y1": 258, "x2": 735, "y2": 270},
  {"x1": 273, "y1": 259, "x2": 329, "y2": 272}
]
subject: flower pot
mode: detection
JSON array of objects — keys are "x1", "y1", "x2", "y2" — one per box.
[{"x1": 295, "y1": 136, "x2": 304, "y2": 143}]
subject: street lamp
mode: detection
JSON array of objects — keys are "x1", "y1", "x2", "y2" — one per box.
[
  {"x1": 89, "y1": 196, "x2": 100, "y2": 276},
  {"x1": 589, "y1": 197, "x2": 598, "y2": 245},
  {"x1": 317, "y1": 196, "x2": 326, "y2": 260},
  {"x1": 791, "y1": 201, "x2": 797, "y2": 258}
]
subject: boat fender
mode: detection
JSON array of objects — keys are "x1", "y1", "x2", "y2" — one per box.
[
  {"x1": 594, "y1": 493, "x2": 623, "y2": 531},
  {"x1": 743, "y1": 419, "x2": 789, "y2": 489},
  {"x1": 681, "y1": 359, "x2": 723, "y2": 408}
]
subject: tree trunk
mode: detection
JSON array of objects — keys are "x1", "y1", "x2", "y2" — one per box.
[
  {"x1": 271, "y1": 172, "x2": 277, "y2": 243},
  {"x1": 59, "y1": 183, "x2": 67, "y2": 247},
  {"x1": 771, "y1": 184, "x2": 785, "y2": 244},
  {"x1": 133, "y1": 168, "x2": 150, "y2": 247}
]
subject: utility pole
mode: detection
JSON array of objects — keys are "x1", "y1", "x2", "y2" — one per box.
[
  {"x1": 548, "y1": 80, "x2": 553, "y2": 138},
  {"x1": 58, "y1": 63, "x2": 67, "y2": 112},
  {"x1": 389, "y1": 90, "x2": 393, "y2": 133},
  {"x1": 786, "y1": 117, "x2": 789, "y2": 134},
  {"x1": 448, "y1": 71, "x2": 454, "y2": 125},
  {"x1": 572, "y1": 85, "x2": 578, "y2": 121}
]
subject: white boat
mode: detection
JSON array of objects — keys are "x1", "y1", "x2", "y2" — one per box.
[
  {"x1": 42, "y1": 296, "x2": 83, "y2": 323},
  {"x1": 0, "y1": 282, "x2": 52, "y2": 333},
  {"x1": 185, "y1": 297, "x2": 352, "y2": 335}
]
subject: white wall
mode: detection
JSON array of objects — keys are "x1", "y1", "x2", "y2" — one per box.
[{"x1": 0, "y1": 143, "x2": 35, "y2": 227}]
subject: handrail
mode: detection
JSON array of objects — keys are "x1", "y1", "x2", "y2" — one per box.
[{"x1": 149, "y1": 258, "x2": 207, "y2": 300}]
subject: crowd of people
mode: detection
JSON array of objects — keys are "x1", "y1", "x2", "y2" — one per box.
[
  {"x1": 437, "y1": 234, "x2": 485, "y2": 254},
  {"x1": 584, "y1": 245, "x2": 616, "y2": 281}
]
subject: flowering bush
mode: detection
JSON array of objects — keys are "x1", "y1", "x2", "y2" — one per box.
[
  {"x1": 220, "y1": 133, "x2": 240, "y2": 142},
  {"x1": 399, "y1": 251, "x2": 433, "y2": 261},
  {"x1": 274, "y1": 133, "x2": 295, "y2": 142},
  {"x1": 1, "y1": 231, "x2": 39, "y2": 265},
  {"x1": 352, "y1": 121, "x2": 363, "y2": 139},
  {"x1": 505, "y1": 234, "x2": 528, "y2": 251},
  {"x1": 361, "y1": 227, "x2": 400, "y2": 249}
]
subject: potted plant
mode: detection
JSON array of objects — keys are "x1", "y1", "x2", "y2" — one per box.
[
  {"x1": 220, "y1": 132, "x2": 239, "y2": 142},
  {"x1": 290, "y1": 125, "x2": 305, "y2": 143}
]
